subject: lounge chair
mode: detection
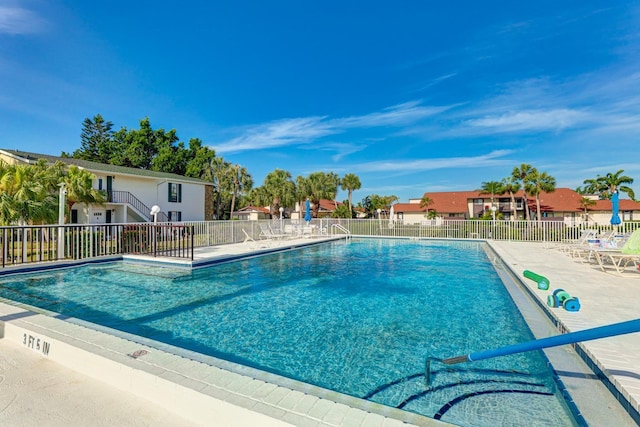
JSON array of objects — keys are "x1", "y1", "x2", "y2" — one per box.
[
  {"x1": 569, "y1": 230, "x2": 616, "y2": 261},
  {"x1": 259, "y1": 223, "x2": 287, "y2": 241},
  {"x1": 556, "y1": 229, "x2": 598, "y2": 254},
  {"x1": 242, "y1": 228, "x2": 270, "y2": 248},
  {"x1": 589, "y1": 229, "x2": 640, "y2": 275}
]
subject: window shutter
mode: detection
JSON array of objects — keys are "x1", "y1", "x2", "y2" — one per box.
[
  {"x1": 178, "y1": 184, "x2": 182, "y2": 203},
  {"x1": 168, "y1": 183, "x2": 172, "y2": 202}
]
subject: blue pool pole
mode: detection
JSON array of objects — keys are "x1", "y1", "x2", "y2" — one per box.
[{"x1": 426, "y1": 318, "x2": 640, "y2": 385}]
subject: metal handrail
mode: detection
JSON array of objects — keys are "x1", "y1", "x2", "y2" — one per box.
[
  {"x1": 330, "y1": 223, "x2": 352, "y2": 239},
  {"x1": 108, "y1": 191, "x2": 169, "y2": 222}
]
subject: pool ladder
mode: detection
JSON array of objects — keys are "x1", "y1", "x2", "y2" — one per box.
[{"x1": 331, "y1": 224, "x2": 352, "y2": 240}]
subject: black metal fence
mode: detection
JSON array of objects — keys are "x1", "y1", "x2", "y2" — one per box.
[{"x1": 1, "y1": 223, "x2": 194, "y2": 269}]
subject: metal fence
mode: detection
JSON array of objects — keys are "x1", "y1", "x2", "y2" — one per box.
[
  {"x1": 1, "y1": 223, "x2": 194, "y2": 269},
  {"x1": 2, "y1": 219, "x2": 638, "y2": 269}
]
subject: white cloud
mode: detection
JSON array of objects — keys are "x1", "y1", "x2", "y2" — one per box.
[
  {"x1": 212, "y1": 116, "x2": 335, "y2": 153},
  {"x1": 334, "y1": 101, "x2": 451, "y2": 128},
  {"x1": 0, "y1": 6, "x2": 46, "y2": 35},
  {"x1": 465, "y1": 109, "x2": 591, "y2": 133},
  {"x1": 212, "y1": 101, "x2": 450, "y2": 154},
  {"x1": 352, "y1": 150, "x2": 515, "y2": 173}
]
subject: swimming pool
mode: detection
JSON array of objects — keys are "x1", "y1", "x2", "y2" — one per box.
[{"x1": 0, "y1": 239, "x2": 579, "y2": 426}]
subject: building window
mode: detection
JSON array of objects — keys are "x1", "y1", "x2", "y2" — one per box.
[
  {"x1": 168, "y1": 211, "x2": 182, "y2": 222},
  {"x1": 71, "y1": 209, "x2": 78, "y2": 224},
  {"x1": 98, "y1": 178, "x2": 103, "y2": 190},
  {"x1": 168, "y1": 183, "x2": 182, "y2": 203}
]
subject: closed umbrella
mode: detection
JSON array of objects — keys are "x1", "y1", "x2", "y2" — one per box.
[
  {"x1": 304, "y1": 199, "x2": 312, "y2": 222},
  {"x1": 389, "y1": 205, "x2": 394, "y2": 226},
  {"x1": 610, "y1": 191, "x2": 621, "y2": 225}
]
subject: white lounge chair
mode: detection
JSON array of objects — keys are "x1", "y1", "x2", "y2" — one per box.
[
  {"x1": 242, "y1": 228, "x2": 270, "y2": 248},
  {"x1": 259, "y1": 223, "x2": 286, "y2": 241},
  {"x1": 588, "y1": 229, "x2": 640, "y2": 275}
]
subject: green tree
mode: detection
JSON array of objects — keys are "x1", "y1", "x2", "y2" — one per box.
[
  {"x1": 501, "y1": 176, "x2": 521, "y2": 220},
  {"x1": 62, "y1": 165, "x2": 106, "y2": 222},
  {"x1": 152, "y1": 139, "x2": 190, "y2": 175},
  {"x1": 70, "y1": 114, "x2": 115, "y2": 163},
  {"x1": 0, "y1": 161, "x2": 55, "y2": 225},
  {"x1": 365, "y1": 194, "x2": 399, "y2": 217},
  {"x1": 263, "y1": 169, "x2": 296, "y2": 218},
  {"x1": 301, "y1": 172, "x2": 339, "y2": 218},
  {"x1": 512, "y1": 164, "x2": 536, "y2": 221},
  {"x1": 526, "y1": 170, "x2": 556, "y2": 220},
  {"x1": 478, "y1": 181, "x2": 505, "y2": 215},
  {"x1": 246, "y1": 186, "x2": 270, "y2": 208},
  {"x1": 229, "y1": 164, "x2": 253, "y2": 219},
  {"x1": 581, "y1": 170, "x2": 635, "y2": 201},
  {"x1": 579, "y1": 197, "x2": 597, "y2": 225},
  {"x1": 203, "y1": 157, "x2": 231, "y2": 219},
  {"x1": 341, "y1": 173, "x2": 361, "y2": 217},
  {"x1": 184, "y1": 138, "x2": 216, "y2": 178},
  {"x1": 419, "y1": 195, "x2": 434, "y2": 217},
  {"x1": 331, "y1": 203, "x2": 351, "y2": 218}
]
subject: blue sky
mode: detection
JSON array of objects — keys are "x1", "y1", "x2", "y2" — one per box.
[{"x1": 2, "y1": 1, "x2": 640, "y2": 203}]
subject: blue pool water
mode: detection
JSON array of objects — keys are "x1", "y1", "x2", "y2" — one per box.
[{"x1": 0, "y1": 239, "x2": 578, "y2": 426}]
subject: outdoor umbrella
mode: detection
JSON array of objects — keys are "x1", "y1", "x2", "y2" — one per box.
[
  {"x1": 304, "y1": 199, "x2": 312, "y2": 222},
  {"x1": 610, "y1": 191, "x2": 622, "y2": 225},
  {"x1": 389, "y1": 205, "x2": 394, "y2": 226}
]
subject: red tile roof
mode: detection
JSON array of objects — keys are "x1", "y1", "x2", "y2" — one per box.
[
  {"x1": 394, "y1": 188, "x2": 640, "y2": 214},
  {"x1": 237, "y1": 205, "x2": 270, "y2": 214},
  {"x1": 317, "y1": 199, "x2": 344, "y2": 211}
]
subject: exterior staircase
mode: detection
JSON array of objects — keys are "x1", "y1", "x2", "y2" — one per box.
[{"x1": 108, "y1": 191, "x2": 169, "y2": 222}]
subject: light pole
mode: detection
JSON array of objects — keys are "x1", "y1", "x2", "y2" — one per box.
[
  {"x1": 377, "y1": 208, "x2": 382, "y2": 233},
  {"x1": 57, "y1": 183, "x2": 66, "y2": 259},
  {"x1": 150, "y1": 205, "x2": 160, "y2": 223},
  {"x1": 279, "y1": 206, "x2": 284, "y2": 231}
]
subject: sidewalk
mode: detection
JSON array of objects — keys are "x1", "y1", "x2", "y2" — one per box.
[{"x1": 0, "y1": 338, "x2": 198, "y2": 427}]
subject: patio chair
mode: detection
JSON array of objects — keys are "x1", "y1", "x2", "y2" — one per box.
[
  {"x1": 556, "y1": 229, "x2": 598, "y2": 254},
  {"x1": 569, "y1": 230, "x2": 616, "y2": 260},
  {"x1": 259, "y1": 223, "x2": 287, "y2": 241},
  {"x1": 589, "y1": 229, "x2": 640, "y2": 275},
  {"x1": 242, "y1": 228, "x2": 270, "y2": 248}
]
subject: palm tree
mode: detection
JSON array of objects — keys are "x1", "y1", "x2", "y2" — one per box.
[
  {"x1": 228, "y1": 164, "x2": 253, "y2": 219},
  {"x1": 501, "y1": 176, "x2": 521, "y2": 220},
  {"x1": 512, "y1": 164, "x2": 536, "y2": 221},
  {"x1": 63, "y1": 165, "x2": 106, "y2": 222},
  {"x1": 526, "y1": 170, "x2": 556, "y2": 220},
  {"x1": 583, "y1": 170, "x2": 635, "y2": 201},
  {"x1": 304, "y1": 172, "x2": 339, "y2": 218},
  {"x1": 263, "y1": 169, "x2": 296, "y2": 218},
  {"x1": 245, "y1": 186, "x2": 270, "y2": 208},
  {"x1": 0, "y1": 161, "x2": 56, "y2": 224},
  {"x1": 578, "y1": 197, "x2": 596, "y2": 225},
  {"x1": 203, "y1": 157, "x2": 231, "y2": 219},
  {"x1": 328, "y1": 172, "x2": 341, "y2": 211},
  {"x1": 419, "y1": 195, "x2": 434, "y2": 217},
  {"x1": 341, "y1": 173, "x2": 361, "y2": 217},
  {"x1": 478, "y1": 181, "x2": 505, "y2": 217}
]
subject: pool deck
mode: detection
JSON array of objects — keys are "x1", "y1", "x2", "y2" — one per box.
[{"x1": 0, "y1": 238, "x2": 639, "y2": 426}]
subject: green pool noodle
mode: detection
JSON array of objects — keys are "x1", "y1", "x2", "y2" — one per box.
[{"x1": 523, "y1": 270, "x2": 550, "y2": 290}]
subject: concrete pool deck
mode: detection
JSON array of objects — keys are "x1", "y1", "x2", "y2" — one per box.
[{"x1": 0, "y1": 238, "x2": 639, "y2": 426}]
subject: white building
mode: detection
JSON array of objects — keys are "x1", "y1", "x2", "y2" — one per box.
[{"x1": 0, "y1": 149, "x2": 214, "y2": 224}]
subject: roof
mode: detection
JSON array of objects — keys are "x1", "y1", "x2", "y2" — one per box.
[
  {"x1": 236, "y1": 206, "x2": 270, "y2": 214},
  {"x1": 527, "y1": 188, "x2": 640, "y2": 212},
  {"x1": 317, "y1": 199, "x2": 344, "y2": 211},
  {"x1": 0, "y1": 149, "x2": 211, "y2": 185},
  {"x1": 395, "y1": 188, "x2": 640, "y2": 213},
  {"x1": 400, "y1": 191, "x2": 482, "y2": 214}
]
